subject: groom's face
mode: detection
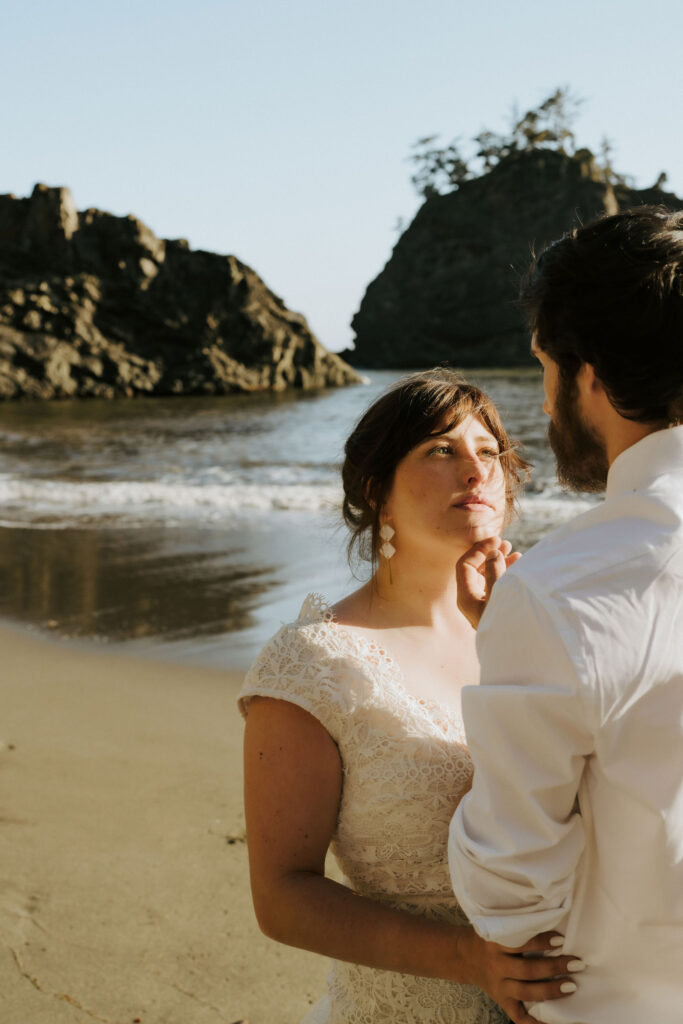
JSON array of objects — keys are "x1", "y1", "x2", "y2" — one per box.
[{"x1": 532, "y1": 335, "x2": 609, "y2": 493}]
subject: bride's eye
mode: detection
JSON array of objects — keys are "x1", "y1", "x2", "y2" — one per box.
[
  {"x1": 479, "y1": 448, "x2": 500, "y2": 460},
  {"x1": 428, "y1": 444, "x2": 452, "y2": 456}
]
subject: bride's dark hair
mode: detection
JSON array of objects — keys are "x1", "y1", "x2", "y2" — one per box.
[{"x1": 342, "y1": 368, "x2": 530, "y2": 568}]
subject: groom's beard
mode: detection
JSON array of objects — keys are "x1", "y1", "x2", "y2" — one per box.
[{"x1": 548, "y1": 372, "x2": 609, "y2": 493}]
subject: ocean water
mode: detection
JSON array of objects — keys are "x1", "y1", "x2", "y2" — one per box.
[{"x1": 0, "y1": 370, "x2": 599, "y2": 668}]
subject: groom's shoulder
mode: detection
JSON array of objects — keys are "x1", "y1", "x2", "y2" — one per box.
[
  {"x1": 510, "y1": 505, "x2": 617, "y2": 594},
  {"x1": 509, "y1": 487, "x2": 683, "y2": 604},
  {"x1": 484, "y1": 486, "x2": 683, "y2": 701}
]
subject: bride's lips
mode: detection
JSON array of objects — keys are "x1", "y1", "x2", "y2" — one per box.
[{"x1": 452, "y1": 493, "x2": 495, "y2": 511}]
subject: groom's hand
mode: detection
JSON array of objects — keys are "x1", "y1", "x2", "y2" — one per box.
[{"x1": 456, "y1": 536, "x2": 522, "y2": 629}]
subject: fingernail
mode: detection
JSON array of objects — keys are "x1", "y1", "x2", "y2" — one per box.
[
  {"x1": 549, "y1": 936, "x2": 565, "y2": 947},
  {"x1": 567, "y1": 960, "x2": 585, "y2": 972},
  {"x1": 560, "y1": 981, "x2": 577, "y2": 994}
]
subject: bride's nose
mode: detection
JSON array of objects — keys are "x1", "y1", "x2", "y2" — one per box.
[{"x1": 458, "y1": 453, "x2": 488, "y2": 486}]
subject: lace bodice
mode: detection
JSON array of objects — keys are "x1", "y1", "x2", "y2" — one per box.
[{"x1": 238, "y1": 594, "x2": 508, "y2": 1024}]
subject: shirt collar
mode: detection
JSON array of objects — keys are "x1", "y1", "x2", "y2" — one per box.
[{"x1": 606, "y1": 424, "x2": 683, "y2": 499}]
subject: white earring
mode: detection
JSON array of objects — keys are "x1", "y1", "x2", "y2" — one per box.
[{"x1": 379, "y1": 523, "x2": 396, "y2": 560}]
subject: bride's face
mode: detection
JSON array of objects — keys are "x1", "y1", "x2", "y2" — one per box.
[{"x1": 382, "y1": 414, "x2": 507, "y2": 555}]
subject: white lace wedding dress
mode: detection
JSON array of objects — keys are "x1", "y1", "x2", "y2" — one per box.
[{"x1": 238, "y1": 594, "x2": 509, "y2": 1024}]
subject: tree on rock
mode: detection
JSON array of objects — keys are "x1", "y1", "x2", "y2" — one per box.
[
  {"x1": 410, "y1": 87, "x2": 584, "y2": 196},
  {"x1": 409, "y1": 136, "x2": 470, "y2": 198}
]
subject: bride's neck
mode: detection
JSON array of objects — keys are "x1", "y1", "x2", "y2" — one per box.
[{"x1": 369, "y1": 551, "x2": 467, "y2": 630}]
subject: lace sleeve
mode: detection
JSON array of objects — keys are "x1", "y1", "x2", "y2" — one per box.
[{"x1": 237, "y1": 624, "x2": 359, "y2": 747}]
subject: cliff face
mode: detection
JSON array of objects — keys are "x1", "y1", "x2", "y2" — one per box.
[
  {"x1": 347, "y1": 150, "x2": 683, "y2": 368},
  {"x1": 0, "y1": 185, "x2": 361, "y2": 399}
]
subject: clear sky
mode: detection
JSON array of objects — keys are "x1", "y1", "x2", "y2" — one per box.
[{"x1": 4, "y1": 0, "x2": 682, "y2": 352}]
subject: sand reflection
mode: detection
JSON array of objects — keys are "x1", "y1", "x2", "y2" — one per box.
[{"x1": 0, "y1": 525, "x2": 275, "y2": 643}]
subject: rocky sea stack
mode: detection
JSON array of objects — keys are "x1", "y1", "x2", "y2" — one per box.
[
  {"x1": 0, "y1": 185, "x2": 361, "y2": 399},
  {"x1": 347, "y1": 148, "x2": 683, "y2": 368}
]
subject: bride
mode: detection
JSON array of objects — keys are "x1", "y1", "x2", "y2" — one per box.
[{"x1": 239, "y1": 370, "x2": 582, "y2": 1023}]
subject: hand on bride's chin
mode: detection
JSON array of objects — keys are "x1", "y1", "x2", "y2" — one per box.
[{"x1": 455, "y1": 536, "x2": 522, "y2": 629}]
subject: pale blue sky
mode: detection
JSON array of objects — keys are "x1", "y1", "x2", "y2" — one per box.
[{"x1": 4, "y1": 0, "x2": 682, "y2": 352}]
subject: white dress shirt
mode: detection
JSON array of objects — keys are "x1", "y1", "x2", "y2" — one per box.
[{"x1": 449, "y1": 425, "x2": 683, "y2": 1024}]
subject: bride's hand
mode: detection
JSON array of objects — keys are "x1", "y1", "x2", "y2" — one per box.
[
  {"x1": 456, "y1": 536, "x2": 521, "y2": 629},
  {"x1": 466, "y1": 930, "x2": 582, "y2": 1024}
]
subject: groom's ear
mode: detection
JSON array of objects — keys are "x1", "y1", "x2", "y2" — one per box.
[{"x1": 578, "y1": 362, "x2": 606, "y2": 399}]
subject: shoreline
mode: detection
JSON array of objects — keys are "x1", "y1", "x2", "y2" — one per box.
[
  {"x1": 0, "y1": 516, "x2": 357, "y2": 673},
  {"x1": 0, "y1": 621, "x2": 329, "y2": 1023}
]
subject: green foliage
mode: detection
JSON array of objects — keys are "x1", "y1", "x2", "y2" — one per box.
[
  {"x1": 409, "y1": 135, "x2": 470, "y2": 198},
  {"x1": 596, "y1": 135, "x2": 635, "y2": 187},
  {"x1": 408, "y1": 87, "x2": 628, "y2": 198}
]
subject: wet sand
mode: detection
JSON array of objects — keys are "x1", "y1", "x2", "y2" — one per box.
[
  {"x1": 0, "y1": 518, "x2": 354, "y2": 672},
  {"x1": 0, "y1": 623, "x2": 328, "y2": 1023}
]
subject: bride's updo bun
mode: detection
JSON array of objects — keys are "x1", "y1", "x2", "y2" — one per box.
[{"x1": 341, "y1": 368, "x2": 530, "y2": 569}]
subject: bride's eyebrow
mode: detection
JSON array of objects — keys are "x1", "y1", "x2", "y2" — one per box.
[
  {"x1": 421, "y1": 432, "x2": 500, "y2": 447},
  {"x1": 420, "y1": 432, "x2": 452, "y2": 444}
]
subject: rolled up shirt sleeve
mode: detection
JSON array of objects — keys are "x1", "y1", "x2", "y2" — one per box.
[{"x1": 448, "y1": 571, "x2": 597, "y2": 948}]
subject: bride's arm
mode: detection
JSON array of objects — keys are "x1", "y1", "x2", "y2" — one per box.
[{"x1": 244, "y1": 696, "x2": 581, "y2": 1024}]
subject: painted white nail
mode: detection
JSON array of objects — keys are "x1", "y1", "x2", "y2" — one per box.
[
  {"x1": 567, "y1": 960, "x2": 586, "y2": 972},
  {"x1": 560, "y1": 981, "x2": 578, "y2": 994},
  {"x1": 549, "y1": 936, "x2": 565, "y2": 947}
]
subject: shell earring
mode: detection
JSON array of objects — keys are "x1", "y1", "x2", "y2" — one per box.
[
  {"x1": 379, "y1": 523, "x2": 396, "y2": 583},
  {"x1": 379, "y1": 523, "x2": 396, "y2": 559}
]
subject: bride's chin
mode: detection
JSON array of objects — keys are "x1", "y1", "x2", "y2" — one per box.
[{"x1": 460, "y1": 521, "x2": 504, "y2": 545}]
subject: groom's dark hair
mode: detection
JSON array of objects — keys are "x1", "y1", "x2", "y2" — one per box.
[{"x1": 520, "y1": 206, "x2": 683, "y2": 426}]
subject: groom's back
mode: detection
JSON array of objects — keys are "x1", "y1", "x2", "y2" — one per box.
[
  {"x1": 451, "y1": 207, "x2": 683, "y2": 1024},
  {"x1": 511, "y1": 428, "x2": 683, "y2": 1022}
]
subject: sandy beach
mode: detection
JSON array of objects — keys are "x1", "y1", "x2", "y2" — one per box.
[
  {"x1": 0, "y1": 624, "x2": 329, "y2": 1024},
  {"x1": 0, "y1": 374, "x2": 588, "y2": 1024}
]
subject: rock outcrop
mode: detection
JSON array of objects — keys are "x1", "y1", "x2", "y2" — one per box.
[
  {"x1": 0, "y1": 184, "x2": 361, "y2": 399},
  {"x1": 346, "y1": 149, "x2": 683, "y2": 368}
]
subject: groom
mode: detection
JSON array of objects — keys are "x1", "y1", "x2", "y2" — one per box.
[{"x1": 448, "y1": 207, "x2": 683, "y2": 1024}]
